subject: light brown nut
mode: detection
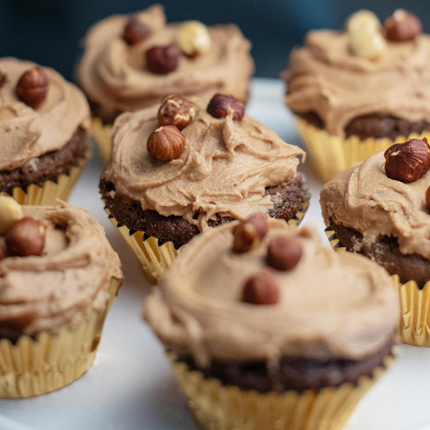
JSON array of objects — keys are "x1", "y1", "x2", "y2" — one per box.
[
  {"x1": 242, "y1": 268, "x2": 280, "y2": 305},
  {"x1": 207, "y1": 93, "x2": 245, "y2": 121},
  {"x1": 266, "y1": 236, "x2": 303, "y2": 271},
  {"x1": 145, "y1": 44, "x2": 181, "y2": 75},
  {"x1": 384, "y1": 138, "x2": 430, "y2": 182},
  {"x1": 147, "y1": 125, "x2": 186, "y2": 162},
  {"x1": 232, "y1": 214, "x2": 268, "y2": 253},
  {"x1": 123, "y1": 17, "x2": 151, "y2": 45},
  {"x1": 176, "y1": 21, "x2": 211, "y2": 57},
  {"x1": 158, "y1": 95, "x2": 198, "y2": 130},
  {"x1": 5, "y1": 217, "x2": 46, "y2": 257},
  {"x1": 16, "y1": 67, "x2": 49, "y2": 109},
  {"x1": 349, "y1": 29, "x2": 386, "y2": 60},
  {"x1": 384, "y1": 9, "x2": 422, "y2": 42},
  {"x1": 346, "y1": 10, "x2": 381, "y2": 34},
  {"x1": 0, "y1": 196, "x2": 23, "y2": 235}
]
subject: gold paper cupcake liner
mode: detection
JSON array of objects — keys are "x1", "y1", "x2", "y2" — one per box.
[
  {"x1": 103, "y1": 189, "x2": 310, "y2": 285},
  {"x1": 91, "y1": 117, "x2": 114, "y2": 164},
  {"x1": 167, "y1": 350, "x2": 395, "y2": 430},
  {"x1": 0, "y1": 278, "x2": 121, "y2": 398},
  {"x1": 295, "y1": 116, "x2": 430, "y2": 182}
]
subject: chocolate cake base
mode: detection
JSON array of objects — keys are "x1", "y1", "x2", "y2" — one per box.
[
  {"x1": 0, "y1": 127, "x2": 88, "y2": 194},
  {"x1": 100, "y1": 175, "x2": 306, "y2": 249},
  {"x1": 329, "y1": 220, "x2": 430, "y2": 287}
]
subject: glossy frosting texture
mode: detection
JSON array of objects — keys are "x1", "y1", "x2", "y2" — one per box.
[
  {"x1": 103, "y1": 100, "x2": 305, "y2": 230},
  {"x1": 77, "y1": 5, "x2": 254, "y2": 113},
  {"x1": 0, "y1": 203, "x2": 123, "y2": 337},
  {"x1": 144, "y1": 222, "x2": 397, "y2": 366},
  {"x1": 285, "y1": 30, "x2": 430, "y2": 137},
  {"x1": 0, "y1": 58, "x2": 90, "y2": 170}
]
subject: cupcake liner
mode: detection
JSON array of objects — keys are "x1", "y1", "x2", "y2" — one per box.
[
  {"x1": 295, "y1": 116, "x2": 430, "y2": 182},
  {"x1": 103, "y1": 188, "x2": 310, "y2": 285},
  {"x1": 0, "y1": 277, "x2": 121, "y2": 398},
  {"x1": 167, "y1": 350, "x2": 395, "y2": 430},
  {"x1": 91, "y1": 117, "x2": 114, "y2": 164}
]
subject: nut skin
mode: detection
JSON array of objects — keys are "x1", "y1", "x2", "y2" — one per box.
[
  {"x1": 242, "y1": 268, "x2": 280, "y2": 305},
  {"x1": 158, "y1": 94, "x2": 198, "y2": 130},
  {"x1": 426, "y1": 186, "x2": 430, "y2": 210},
  {"x1": 0, "y1": 196, "x2": 23, "y2": 235},
  {"x1": 266, "y1": 236, "x2": 303, "y2": 271},
  {"x1": 147, "y1": 125, "x2": 186, "y2": 162},
  {"x1": 384, "y1": 9, "x2": 422, "y2": 42},
  {"x1": 232, "y1": 214, "x2": 268, "y2": 253},
  {"x1": 384, "y1": 138, "x2": 430, "y2": 183},
  {"x1": 145, "y1": 44, "x2": 181, "y2": 75},
  {"x1": 123, "y1": 17, "x2": 151, "y2": 45},
  {"x1": 207, "y1": 94, "x2": 245, "y2": 121},
  {"x1": 16, "y1": 67, "x2": 49, "y2": 109},
  {"x1": 5, "y1": 217, "x2": 46, "y2": 257},
  {"x1": 176, "y1": 21, "x2": 211, "y2": 57}
]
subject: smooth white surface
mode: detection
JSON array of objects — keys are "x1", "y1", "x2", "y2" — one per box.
[{"x1": 0, "y1": 78, "x2": 429, "y2": 430}]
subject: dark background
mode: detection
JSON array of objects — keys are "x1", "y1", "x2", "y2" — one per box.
[{"x1": 1, "y1": 0, "x2": 429, "y2": 81}]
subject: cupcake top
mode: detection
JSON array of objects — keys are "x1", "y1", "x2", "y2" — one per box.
[
  {"x1": 144, "y1": 220, "x2": 397, "y2": 367},
  {"x1": 102, "y1": 95, "x2": 305, "y2": 230},
  {"x1": 284, "y1": 10, "x2": 430, "y2": 138},
  {"x1": 0, "y1": 58, "x2": 90, "y2": 171},
  {"x1": 76, "y1": 5, "x2": 254, "y2": 114},
  {"x1": 0, "y1": 201, "x2": 123, "y2": 340}
]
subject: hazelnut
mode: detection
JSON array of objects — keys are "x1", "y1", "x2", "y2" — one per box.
[
  {"x1": 147, "y1": 125, "x2": 186, "y2": 162},
  {"x1": 242, "y1": 269, "x2": 280, "y2": 305},
  {"x1": 349, "y1": 29, "x2": 387, "y2": 60},
  {"x1": 426, "y1": 186, "x2": 430, "y2": 210},
  {"x1": 5, "y1": 217, "x2": 46, "y2": 257},
  {"x1": 266, "y1": 236, "x2": 302, "y2": 271},
  {"x1": 207, "y1": 93, "x2": 245, "y2": 121},
  {"x1": 384, "y1": 138, "x2": 430, "y2": 182},
  {"x1": 123, "y1": 17, "x2": 151, "y2": 45},
  {"x1": 16, "y1": 67, "x2": 49, "y2": 109},
  {"x1": 145, "y1": 44, "x2": 181, "y2": 75},
  {"x1": 0, "y1": 196, "x2": 23, "y2": 234},
  {"x1": 176, "y1": 21, "x2": 211, "y2": 57},
  {"x1": 232, "y1": 214, "x2": 268, "y2": 253},
  {"x1": 384, "y1": 9, "x2": 422, "y2": 42},
  {"x1": 158, "y1": 94, "x2": 198, "y2": 130},
  {"x1": 346, "y1": 10, "x2": 381, "y2": 34}
]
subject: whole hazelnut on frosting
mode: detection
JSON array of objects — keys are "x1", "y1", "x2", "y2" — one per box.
[
  {"x1": 232, "y1": 214, "x2": 268, "y2": 253},
  {"x1": 242, "y1": 269, "x2": 280, "y2": 305},
  {"x1": 158, "y1": 95, "x2": 198, "y2": 130},
  {"x1": 123, "y1": 17, "x2": 151, "y2": 45},
  {"x1": 16, "y1": 67, "x2": 49, "y2": 109},
  {"x1": 145, "y1": 44, "x2": 181, "y2": 75},
  {"x1": 384, "y1": 9, "x2": 422, "y2": 42},
  {"x1": 176, "y1": 21, "x2": 211, "y2": 57},
  {"x1": 207, "y1": 94, "x2": 245, "y2": 121},
  {"x1": 147, "y1": 125, "x2": 186, "y2": 162},
  {"x1": 346, "y1": 10, "x2": 381, "y2": 34},
  {"x1": 0, "y1": 196, "x2": 23, "y2": 234},
  {"x1": 5, "y1": 217, "x2": 47, "y2": 257},
  {"x1": 349, "y1": 29, "x2": 387, "y2": 60}
]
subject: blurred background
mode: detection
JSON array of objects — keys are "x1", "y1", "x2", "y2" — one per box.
[{"x1": 0, "y1": 0, "x2": 429, "y2": 81}]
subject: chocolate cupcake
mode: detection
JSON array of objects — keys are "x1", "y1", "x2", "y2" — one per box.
[
  {"x1": 76, "y1": 5, "x2": 254, "y2": 162},
  {"x1": 0, "y1": 58, "x2": 91, "y2": 205},
  {"x1": 144, "y1": 219, "x2": 398, "y2": 430},
  {"x1": 283, "y1": 9, "x2": 430, "y2": 181},
  {"x1": 100, "y1": 93, "x2": 308, "y2": 283}
]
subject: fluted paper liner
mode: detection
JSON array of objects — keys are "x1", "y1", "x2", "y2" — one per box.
[
  {"x1": 167, "y1": 350, "x2": 395, "y2": 430},
  {"x1": 91, "y1": 118, "x2": 114, "y2": 164},
  {"x1": 103, "y1": 189, "x2": 310, "y2": 285},
  {"x1": 0, "y1": 278, "x2": 120, "y2": 398},
  {"x1": 295, "y1": 116, "x2": 430, "y2": 182}
]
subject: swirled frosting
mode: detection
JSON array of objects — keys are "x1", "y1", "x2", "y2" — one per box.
[
  {"x1": 103, "y1": 99, "x2": 305, "y2": 230},
  {"x1": 144, "y1": 221, "x2": 397, "y2": 366},
  {"x1": 284, "y1": 30, "x2": 430, "y2": 137},
  {"x1": 0, "y1": 58, "x2": 90, "y2": 170},
  {"x1": 0, "y1": 203, "x2": 123, "y2": 338},
  {"x1": 76, "y1": 5, "x2": 254, "y2": 113},
  {"x1": 321, "y1": 151, "x2": 430, "y2": 260}
]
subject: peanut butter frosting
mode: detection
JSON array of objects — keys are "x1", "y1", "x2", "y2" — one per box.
[
  {"x1": 76, "y1": 5, "x2": 254, "y2": 113},
  {"x1": 103, "y1": 100, "x2": 305, "y2": 230},
  {"x1": 144, "y1": 222, "x2": 398, "y2": 366},
  {"x1": 284, "y1": 30, "x2": 430, "y2": 137},
  {"x1": 0, "y1": 203, "x2": 123, "y2": 338},
  {"x1": 321, "y1": 151, "x2": 430, "y2": 260},
  {"x1": 0, "y1": 58, "x2": 90, "y2": 171}
]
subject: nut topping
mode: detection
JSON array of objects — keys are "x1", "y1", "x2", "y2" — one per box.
[
  {"x1": 266, "y1": 236, "x2": 302, "y2": 271},
  {"x1": 158, "y1": 94, "x2": 198, "y2": 130},
  {"x1": 242, "y1": 269, "x2": 280, "y2": 305},
  {"x1": 384, "y1": 138, "x2": 430, "y2": 183},
  {"x1": 5, "y1": 217, "x2": 46, "y2": 257},
  {"x1": 207, "y1": 94, "x2": 245, "y2": 121},
  {"x1": 145, "y1": 44, "x2": 181, "y2": 75},
  {"x1": 147, "y1": 125, "x2": 186, "y2": 162},
  {"x1": 349, "y1": 29, "x2": 386, "y2": 60},
  {"x1": 176, "y1": 21, "x2": 211, "y2": 57},
  {"x1": 232, "y1": 214, "x2": 268, "y2": 253},
  {"x1": 123, "y1": 17, "x2": 151, "y2": 45},
  {"x1": 16, "y1": 67, "x2": 49, "y2": 109},
  {"x1": 384, "y1": 9, "x2": 422, "y2": 42},
  {"x1": 346, "y1": 10, "x2": 381, "y2": 34}
]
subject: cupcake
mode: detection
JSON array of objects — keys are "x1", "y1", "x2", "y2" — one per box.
[
  {"x1": 321, "y1": 137, "x2": 430, "y2": 346},
  {"x1": 0, "y1": 58, "x2": 91, "y2": 205},
  {"x1": 100, "y1": 93, "x2": 308, "y2": 283},
  {"x1": 0, "y1": 198, "x2": 123, "y2": 398},
  {"x1": 76, "y1": 5, "x2": 254, "y2": 162},
  {"x1": 144, "y1": 219, "x2": 398, "y2": 430},
  {"x1": 283, "y1": 9, "x2": 430, "y2": 182}
]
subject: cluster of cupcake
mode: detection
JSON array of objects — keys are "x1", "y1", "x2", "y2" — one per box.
[{"x1": 0, "y1": 4, "x2": 429, "y2": 430}]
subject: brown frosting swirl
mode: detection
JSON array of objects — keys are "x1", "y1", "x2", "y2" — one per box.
[
  {"x1": 0, "y1": 203, "x2": 123, "y2": 338},
  {"x1": 284, "y1": 30, "x2": 430, "y2": 137},
  {"x1": 0, "y1": 58, "x2": 90, "y2": 171},
  {"x1": 103, "y1": 99, "x2": 305, "y2": 230},
  {"x1": 144, "y1": 221, "x2": 398, "y2": 367},
  {"x1": 76, "y1": 5, "x2": 254, "y2": 113}
]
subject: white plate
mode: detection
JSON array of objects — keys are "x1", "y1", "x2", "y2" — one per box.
[{"x1": 1, "y1": 78, "x2": 430, "y2": 430}]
